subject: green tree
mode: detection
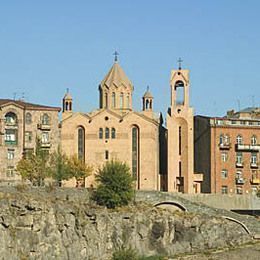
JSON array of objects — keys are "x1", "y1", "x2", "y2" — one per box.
[
  {"x1": 92, "y1": 160, "x2": 135, "y2": 208},
  {"x1": 17, "y1": 138, "x2": 49, "y2": 186},
  {"x1": 68, "y1": 155, "x2": 92, "y2": 187},
  {"x1": 48, "y1": 147, "x2": 72, "y2": 186}
]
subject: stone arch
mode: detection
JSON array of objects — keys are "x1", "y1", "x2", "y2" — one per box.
[
  {"x1": 222, "y1": 216, "x2": 250, "y2": 234},
  {"x1": 153, "y1": 201, "x2": 187, "y2": 212}
]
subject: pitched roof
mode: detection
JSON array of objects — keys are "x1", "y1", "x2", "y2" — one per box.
[
  {"x1": 100, "y1": 62, "x2": 133, "y2": 89},
  {"x1": 0, "y1": 99, "x2": 61, "y2": 111}
]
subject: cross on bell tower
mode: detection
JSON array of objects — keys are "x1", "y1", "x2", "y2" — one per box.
[{"x1": 178, "y1": 57, "x2": 183, "y2": 70}]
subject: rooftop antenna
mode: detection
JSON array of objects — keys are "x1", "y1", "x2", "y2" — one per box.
[
  {"x1": 21, "y1": 92, "x2": 25, "y2": 101},
  {"x1": 237, "y1": 99, "x2": 241, "y2": 112},
  {"x1": 13, "y1": 92, "x2": 17, "y2": 100},
  {"x1": 252, "y1": 95, "x2": 255, "y2": 108}
]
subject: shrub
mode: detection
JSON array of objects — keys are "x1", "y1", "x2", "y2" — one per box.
[
  {"x1": 112, "y1": 247, "x2": 138, "y2": 260},
  {"x1": 92, "y1": 160, "x2": 135, "y2": 208}
]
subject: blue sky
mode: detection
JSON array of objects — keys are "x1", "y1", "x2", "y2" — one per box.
[{"x1": 0, "y1": 1, "x2": 259, "y2": 117}]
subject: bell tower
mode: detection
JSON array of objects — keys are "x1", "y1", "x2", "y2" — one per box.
[
  {"x1": 167, "y1": 59, "x2": 197, "y2": 193},
  {"x1": 62, "y1": 88, "x2": 73, "y2": 120},
  {"x1": 142, "y1": 86, "x2": 153, "y2": 111}
]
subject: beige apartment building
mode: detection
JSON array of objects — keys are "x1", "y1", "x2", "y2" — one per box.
[
  {"x1": 61, "y1": 60, "x2": 164, "y2": 190},
  {"x1": 195, "y1": 107, "x2": 260, "y2": 194},
  {"x1": 0, "y1": 99, "x2": 60, "y2": 185}
]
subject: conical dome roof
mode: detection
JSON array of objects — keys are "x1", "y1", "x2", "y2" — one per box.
[{"x1": 100, "y1": 62, "x2": 133, "y2": 89}]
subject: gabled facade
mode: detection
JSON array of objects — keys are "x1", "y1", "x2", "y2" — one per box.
[{"x1": 61, "y1": 61, "x2": 163, "y2": 190}]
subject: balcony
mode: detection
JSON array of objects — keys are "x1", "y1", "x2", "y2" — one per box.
[
  {"x1": 251, "y1": 177, "x2": 260, "y2": 184},
  {"x1": 5, "y1": 140, "x2": 17, "y2": 146},
  {"x1": 236, "y1": 144, "x2": 260, "y2": 152},
  {"x1": 235, "y1": 177, "x2": 245, "y2": 185},
  {"x1": 236, "y1": 162, "x2": 244, "y2": 168},
  {"x1": 37, "y1": 123, "x2": 51, "y2": 130},
  {"x1": 250, "y1": 162, "x2": 258, "y2": 169},
  {"x1": 219, "y1": 143, "x2": 231, "y2": 150},
  {"x1": 40, "y1": 142, "x2": 51, "y2": 148}
]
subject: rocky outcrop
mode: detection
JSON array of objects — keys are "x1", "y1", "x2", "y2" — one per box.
[{"x1": 0, "y1": 188, "x2": 253, "y2": 259}]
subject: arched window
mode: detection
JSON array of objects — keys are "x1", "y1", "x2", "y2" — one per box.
[
  {"x1": 132, "y1": 126, "x2": 139, "y2": 188},
  {"x1": 120, "y1": 93, "x2": 124, "y2": 109},
  {"x1": 25, "y1": 113, "x2": 32, "y2": 124},
  {"x1": 126, "y1": 95, "x2": 130, "y2": 108},
  {"x1": 105, "y1": 127, "x2": 110, "y2": 139},
  {"x1": 99, "y1": 128, "x2": 103, "y2": 139},
  {"x1": 112, "y1": 92, "x2": 116, "y2": 108},
  {"x1": 175, "y1": 81, "x2": 185, "y2": 105},
  {"x1": 251, "y1": 135, "x2": 257, "y2": 146},
  {"x1": 5, "y1": 112, "x2": 17, "y2": 125},
  {"x1": 236, "y1": 135, "x2": 243, "y2": 145},
  {"x1": 78, "y1": 127, "x2": 85, "y2": 162},
  {"x1": 145, "y1": 99, "x2": 149, "y2": 109},
  {"x1": 111, "y1": 128, "x2": 116, "y2": 139},
  {"x1": 42, "y1": 113, "x2": 50, "y2": 125}
]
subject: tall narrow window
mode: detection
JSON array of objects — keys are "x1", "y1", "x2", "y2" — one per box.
[
  {"x1": 42, "y1": 114, "x2": 50, "y2": 125},
  {"x1": 25, "y1": 113, "x2": 32, "y2": 124},
  {"x1": 179, "y1": 126, "x2": 182, "y2": 155},
  {"x1": 236, "y1": 135, "x2": 243, "y2": 145},
  {"x1": 105, "y1": 93, "x2": 108, "y2": 108},
  {"x1": 99, "y1": 128, "x2": 103, "y2": 139},
  {"x1": 251, "y1": 135, "x2": 257, "y2": 146},
  {"x1": 111, "y1": 128, "x2": 116, "y2": 139},
  {"x1": 105, "y1": 127, "x2": 110, "y2": 139},
  {"x1": 179, "y1": 161, "x2": 182, "y2": 176},
  {"x1": 219, "y1": 134, "x2": 224, "y2": 145},
  {"x1": 120, "y1": 93, "x2": 124, "y2": 109},
  {"x1": 132, "y1": 126, "x2": 139, "y2": 185},
  {"x1": 105, "y1": 150, "x2": 109, "y2": 160},
  {"x1": 251, "y1": 153, "x2": 257, "y2": 165},
  {"x1": 126, "y1": 95, "x2": 130, "y2": 108},
  {"x1": 236, "y1": 152, "x2": 243, "y2": 165},
  {"x1": 112, "y1": 92, "x2": 116, "y2": 108},
  {"x1": 78, "y1": 127, "x2": 85, "y2": 162}
]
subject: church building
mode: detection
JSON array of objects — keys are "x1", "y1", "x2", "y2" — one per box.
[{"x1": 61, "y1": 57, "x2": 163, "y2": 190}]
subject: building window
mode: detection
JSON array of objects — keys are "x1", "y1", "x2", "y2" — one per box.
[
  {"x1": 5, "y1": 129, "x2": 17, "y2": 145},
  {"x1": 7, "y1": 149, "x2": 14, "y2": 160},
  {"x1": 25, "y1": 131, "x2": 32, "y2": 143},
  {"x1": 99, "y1": 128, "x2": 103, "y2": 139},
  {"x1": 236, "y1": 152, "x2": 243, "y2": 165},
  {"x1": 78, "y1": 127, "x2": 85, "y2": 162},
  {"x1": 179, "y1": 126, "x2": 181, "y2": 155},
  {"x1": 42, "y1": 113, "x2": 50, "y2": 125},
  {"x1": 120, "y1": 93, "x2": 124, "y2": 109},
  {"x1": 236, "y1": 186, "x2": 243, "y2": 195},
  {"x1": 126, "y1": 95, "x2": 130, "y2": 108},
  {"x1": 221, "y1": 152, "x2": 228, "y2": 162},
  {"x1": 6, "y1": 166, "x2": 15, "y2": 178},
  {"x1": 221, "y1": 186, "x2": 228, "y2": 194},
  {"x1": 112, "y1": 92, "x2": 116, "y2": 108},
  {"x1": 236, "y1": 135, "x2": 243, "y2": 145},
  {"x1": 221, "y1": 169, "x2": 228, "y2": 179},
  {"x1": 105, "y1": 150, "x2": 109, "y2": 160},
  {"x1": 132, "y1": 126, "x2": 139, "y2": 183},
  {"x1": 25, "y1": 113, "x2": 32, "y2": 124},
  {"x1": 111, "y1": 128, "x2": 116, "y2": 139},
  {"x1": 41, "y1": 132, "x2": 49, "y2": 143},
  {"x1": 5, "y1": 112, "x2": 17, "y2": 125},
  {"x1": 251, "y1": 135, "x2": 257, "y2": 146},
  {"x1": 105, "y1": 93, "x2": 108, "y2": 108},
  {"x1": 251, "y1": 153, "x2": 257, "y2": 165},
  {"x1": 219, "y1": 134, "x2": 224, "y2": 145},
  {"x1": 105, "y1": 127, "x2": 110, "y2": 139}
]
